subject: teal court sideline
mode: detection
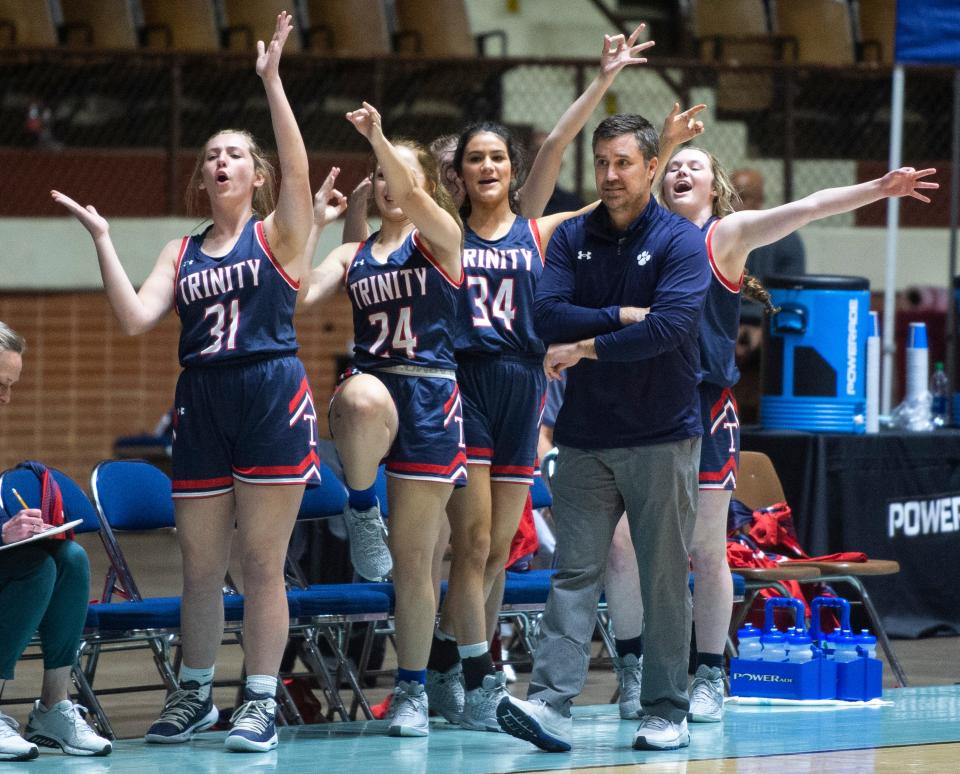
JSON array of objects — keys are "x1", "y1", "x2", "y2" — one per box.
[{"x1": 16, "y1": 685, "x2": 960, "y2": 773}]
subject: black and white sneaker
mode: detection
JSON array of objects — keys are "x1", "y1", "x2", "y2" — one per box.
[
  {"x1": 144, "y1": 681, "x2": 219, "y2": 744},
  {"x1": 225, "y1": 691, "x2": 278, "y2": 752}
]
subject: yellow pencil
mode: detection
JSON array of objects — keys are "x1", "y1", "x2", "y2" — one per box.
[{"x1": 11, "y1": 488, "x2": 30, "y2": 511}]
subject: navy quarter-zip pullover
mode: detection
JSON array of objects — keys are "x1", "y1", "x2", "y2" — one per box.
[{"x1": 534, "y1": 197, "x2": 710, "y2": 449}]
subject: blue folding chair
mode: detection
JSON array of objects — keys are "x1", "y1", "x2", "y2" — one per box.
[
  {"x1": 287, "y1": 462, "x2": 394, "y2": 720},
  {"x1": 86, "y1": 459, "x2": 250, "y2": 724}
]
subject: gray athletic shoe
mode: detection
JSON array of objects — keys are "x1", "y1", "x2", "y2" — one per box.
[
  {"x1": 343, "y1": 503, "x2": 392, "y2": 581},
  {"x1": 632, "y1": 715, "x2": 689, "y2": 750},
  {"x1": 496, "y1": 696, "x2": 572, "y2": 752},
  {"x1": 461, "y1": 672, "x2": 509, "y2": 732},
  {"x1": 387, "y1": 681, "x2": 429, "y2": 737},
  {"x1": 613, "y1": 653, "x2": 643, "y2": 719},
  {"x1": 425, "y1": 663, "x2": 464, "y2": 724},
  {"x1": 688, "y1": 664, "x2": 725, "y2": 722},
  {"x1": 25, "y1": 700, "x2": 112, "y2": 756}
]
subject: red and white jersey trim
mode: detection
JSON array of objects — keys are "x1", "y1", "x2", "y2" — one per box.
[
  {"x1": 705, "y1": 219, "x2": 742, "y2": 293},
  {"x1": 172, "y1": 236, "x2": 191, "y2": 316},
  {"x1": 413, "y1": 230, "x2": 463, "y2": 288},
  {"x1": 255, "y1": 220, "x2": 300, "y2": 291},
  {"x1": 528, "y1": 219, "x2": 546, "y2": 267}
]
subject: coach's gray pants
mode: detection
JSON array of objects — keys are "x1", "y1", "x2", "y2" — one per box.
[{"x1": 527, "y1": 438, "x2": 700, "y2": 723}]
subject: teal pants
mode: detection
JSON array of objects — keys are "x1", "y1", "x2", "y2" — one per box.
[{"x1": 0, "y1": 540, "x2": 89, "y2": 680}]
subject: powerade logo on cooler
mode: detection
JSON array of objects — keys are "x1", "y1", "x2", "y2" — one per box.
[
  {"x1": 732, "y1": 673, "x2": 794, "y2": 684},
  {"x1": 846, "y1": 299, "x2": 858, "y2": 396},
  {"x1": 888, "y1": 493, "x2": 960, "y2": 537}
]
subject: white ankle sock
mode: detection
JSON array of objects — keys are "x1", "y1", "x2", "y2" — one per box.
[
  {"x1": 245, "y1": 675, "x2": 278, "y2": 699},
  {"x1": 179, "y1": 665, "x2": 215, "y2": 699}
]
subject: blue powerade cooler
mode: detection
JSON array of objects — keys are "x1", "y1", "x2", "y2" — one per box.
[{"x1": 760, "y1": 274, "x2": 870, "y2": 434}]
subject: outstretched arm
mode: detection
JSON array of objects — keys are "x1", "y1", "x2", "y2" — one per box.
[
  {"x1": 298, "y1": 167, "x2": 348, "y2": 297},
  {"x1": 51, "y1": 191, "x2": 176, "y2": 335},
  {"x1": 653, "y1": 102, "x2": 707, "y2": 194},
  {"x1": 713, "y1": 167, "x2": 939, "y2": 279},
  {"x1": 299, "y1": 243, "x2": 355, "y2": 309},
  {"x1": 518, "y1": 24, "x2": 654, "y2": 218},
  {"x1": 346, "y1": 101, "x2": 463, "y2": 278},
  {"x1": 258, "y1": 12, "x2": 313, "y2": 274}
]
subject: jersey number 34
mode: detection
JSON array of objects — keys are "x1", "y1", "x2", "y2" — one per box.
[{"x1": 468, "y1": 276, "x2": 516, "y2": 331}]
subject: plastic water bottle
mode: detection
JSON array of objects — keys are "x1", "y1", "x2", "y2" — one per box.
[
  {"x1": 760, "y1": 631, "x2": 787, "y2": 661},
  {"x1": 931, "y1": 361, "x2": 950, "y2": 427},
  {"x1": 856, "y1": 629, "x2": 878, "y2": 660},
  {"x1": 833, "y1": 630, "x2": 860, "y2": 663},
  {"x1": 786, "y1": 630, "x2": 814, "y2": 663},
  {"x1": 737, "y1": 624, "x2": 763, "y2": 660}
]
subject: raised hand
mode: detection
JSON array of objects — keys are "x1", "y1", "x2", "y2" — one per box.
[
  {"x1": 256, "y1": 11, "x2": 294, "y2": 81},
  {"x1": 313, "y1": 167, "x2": 348, "y2": 226},
  {"x1": 879, "y1": 167, "x2": 939, "y2": 203},
  {"x1": 345, "y1": 102, "x2": 382, "y2": 140},
  {"x1": 51, "y1": 190, "x2": 109, "y2": 238},
  {"x1": 349, "y1": 174, "x2": 373, "y2": 207},
  {"x1": 661, "y1": 102, "x2": 707, "y2": 149},
  {"x1": 601, "y1": 24, "x2": 655, "y2": 78}
]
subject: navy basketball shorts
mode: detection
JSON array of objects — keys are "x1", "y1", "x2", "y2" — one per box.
[
  {"x1": 171, "y1": 355, "x2": 322, "y2": 499},
  {"x1": 698, "y1": 381, "x2": 740, "y2": 491},
  {"x1": 334, "y1": 368, "x2": 468, "y2": 487},
  {"x1": 457, "y1": 354, "x2": 548, "y2": 485}
]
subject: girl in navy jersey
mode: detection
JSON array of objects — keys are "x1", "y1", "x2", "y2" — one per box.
[
  {"x1": 300, "y1": 102, "x2": 464, "y2": 737},
  {"x1": 52, "y1": 13, "x2": 314, "y2": 753},
  {"x1": 658, "y1": 147, "x2": 937, "y2": 722},
  {"x1": 424, "y1": 27, "x2": 668, "y2": 731}
]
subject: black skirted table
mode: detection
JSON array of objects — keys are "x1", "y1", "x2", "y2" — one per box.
[{"x1": 740, "y1": 427, "x2": 960, "y2": 638}]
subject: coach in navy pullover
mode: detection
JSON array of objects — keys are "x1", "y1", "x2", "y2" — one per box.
[
  {"x1": 496, "y1": 115, "x2": 710, "y2": 753},
  {"x1": 533, "y1": 189, "x2": 710, "y2": 449}
]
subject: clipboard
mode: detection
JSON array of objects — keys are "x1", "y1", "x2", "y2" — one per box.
[{"x1": 0, "y1": 519, "x2": 83, "y2": 551}]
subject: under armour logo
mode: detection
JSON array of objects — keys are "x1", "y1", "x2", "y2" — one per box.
[
  {"x1": 577, "y1": 251, "x2": 592, "y2": 261},
  {"x1": 177, "y1": 407, "x2": 186, "y2": 415},
  {"x1": 356, "y1": 258, "x2": 365, "y2": 266},
  {"x1": 184, "y1": 260, "x2": 194, "y2": 266},
  {"x1": 637, "y1": 251, "x2": 651, "y2": 266}
]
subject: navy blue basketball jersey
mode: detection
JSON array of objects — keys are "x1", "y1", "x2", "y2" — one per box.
[
  {"x1": 174, "y1": 216, "x2": 299, "y2": 367},
  {"x1": 455, "y1": 216, "x2": 545, "y2": 357},
  {"x1": 699, "y1": 216, "x2": 742, "y2": 388},
  {"x1": 347, "y1": 230, "x2": 461, "y2": 371}
]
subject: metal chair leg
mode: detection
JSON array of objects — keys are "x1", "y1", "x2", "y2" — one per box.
[
  {"x1": 297, "y1": 629, "x2": 350, "y2": 721},
  {"x1": 71, "y1": 664, "x2": 115, "y2": 741},
  {"x1": 273, "y1": 674, "x2": 304, "y2": 726}
]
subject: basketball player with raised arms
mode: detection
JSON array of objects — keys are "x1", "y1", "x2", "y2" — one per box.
[
  {"x1": 424, "y1": 26, "x2": 694, "y2": 733},
  {"x1": 299, "y1": 101, "x2": 465, "y2": 737},
  {"x1": 656, "y1": 147, "x2": 938, "y2": 723},
  {"x1": 52, "y1": 12, "x2": 315, "y2": 753}
]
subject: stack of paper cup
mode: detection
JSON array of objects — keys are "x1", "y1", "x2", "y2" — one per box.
[
  {"x1": 866, "y1": 311, "x2": 880, "y2": 433},
  {"x1": 906, "y1": 321, "x2": 929, "y2": 401}
]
